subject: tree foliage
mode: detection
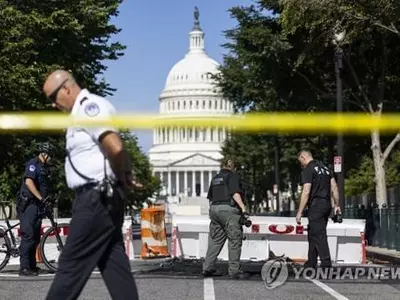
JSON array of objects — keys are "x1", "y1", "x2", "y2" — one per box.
[
  {"x1": 120, "y1": 131, "x2": 161, "y2": 208},
  {"x1": 0, "y1": 1, "x2": 158, "y2": 216},
  {"x1": 217, "y1": 0, "x2": 400, "y2": 209}
]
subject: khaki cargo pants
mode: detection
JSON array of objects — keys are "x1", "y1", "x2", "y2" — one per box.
[{"x1": 202, "y1": 204, "x2": 243, "y2": 275}]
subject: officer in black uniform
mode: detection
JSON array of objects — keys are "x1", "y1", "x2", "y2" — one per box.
[
  {"x1": 17, "y1": 142, "x2": 54, "y2": 276},
  {"x1": 202, "y1": 158, "x2": 250, "y2": 279},
  {"x1": 296, "y1": 150, "x2": 341, "y2": 269}
]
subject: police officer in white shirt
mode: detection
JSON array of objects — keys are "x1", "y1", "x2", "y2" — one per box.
[{"x1": 42, "y1": 70, "x2": 141, "y2": 300}]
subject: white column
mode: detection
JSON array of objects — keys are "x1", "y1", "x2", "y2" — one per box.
[
  {"x1": 200, "y1": 170, "x2": 204, "y2": 196},
  {"x1": 184, "y1": 171, "x2": 188, "y2": 196},
  {"x1": 176, "y1": 171, "x2": 180, "y2": 195},
  {"x1": 192, "y1": 171, "x2": 196, "y2": 197},
  {"x1": 175, "y1": 128, "x2": 178, "y2": 142},
  {"x1": 168, "y1": 171, "x2": 172, "y2": 195},
  {"x1": 160, "y1": 172, "x2": 165, "y2": 195}
]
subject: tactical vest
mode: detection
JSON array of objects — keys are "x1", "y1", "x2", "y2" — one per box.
[{"x1": 210, "y1": 172, "x2": 231, "y2": 204}]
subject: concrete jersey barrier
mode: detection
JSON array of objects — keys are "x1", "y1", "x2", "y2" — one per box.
[{"x1": 171, "y1": 215, "x2": 367, "y2": 264}]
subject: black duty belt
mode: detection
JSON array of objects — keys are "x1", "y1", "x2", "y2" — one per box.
[
  {"x1": 73, "y1": 181, "x2": 123, "y2": 194},
  {"x1": 73, "y1": 182, "x2": 98, "y2": 194}
]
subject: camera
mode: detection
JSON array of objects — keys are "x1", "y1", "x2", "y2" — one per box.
[
  {"x1": 240, "y1": 214, "x2": 252, "y2": 227},
  {"x1": 332, "y1": 212, "x2": 343, "y2": 223}
]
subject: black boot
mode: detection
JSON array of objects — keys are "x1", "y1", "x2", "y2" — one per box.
[{"x1": 19, "y1": 268, "x2": 38, "y2": 276}]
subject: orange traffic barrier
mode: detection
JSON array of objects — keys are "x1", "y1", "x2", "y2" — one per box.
[
  {"x1": 35, "y1": 245, "x2": 42, "y2": 263},
  {"x1": 140, "y1": 206, "x2": 170, "y2": 259}
]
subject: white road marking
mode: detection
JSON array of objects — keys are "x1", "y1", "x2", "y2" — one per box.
[
  {"x1": 203, "y1": 278, "x2": 216, "y2": 300},
  {"x1": 309, "y1": 278, "x2": 349, "y2": 300}
]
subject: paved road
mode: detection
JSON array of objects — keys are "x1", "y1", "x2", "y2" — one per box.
[
  {"x1": 0, "y1": 271, "x2": 399, "y2": 299},
  {"x1": 1, "y1": 259, "x2": 400, "y2": 299}
]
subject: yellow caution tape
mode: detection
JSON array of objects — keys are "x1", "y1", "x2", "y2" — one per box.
[{"x1": 0, "y1": 112, "x2": 398, "y2": 134}]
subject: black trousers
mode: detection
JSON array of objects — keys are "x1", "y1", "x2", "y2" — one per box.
[
  {"x1": 46, "y1": 185, "x2": 139, "y2": 300},
  {"x1": 19, "y1": 202, "x2": 42, "y2": 270},
  {"x1": 306, "y1": 199, "x2": 332, "y2": 268}
]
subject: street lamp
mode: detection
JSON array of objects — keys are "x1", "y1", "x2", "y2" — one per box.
[{"x1": 333, "y1": 28, "x2": 346, "y2": 211}]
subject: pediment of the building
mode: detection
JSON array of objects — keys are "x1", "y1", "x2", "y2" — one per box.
[{"x1": 169, "y1": 153, "x2": 220, "y2": 167}]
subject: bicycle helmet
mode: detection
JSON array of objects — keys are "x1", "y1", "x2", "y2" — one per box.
[{"x1": 36, "y1": 142, "x2": 55, "y2": 155}]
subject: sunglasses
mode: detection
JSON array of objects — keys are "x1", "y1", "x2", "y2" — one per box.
[{"x1": 47, "y1": 79, "x2": 68, "y2": 102}]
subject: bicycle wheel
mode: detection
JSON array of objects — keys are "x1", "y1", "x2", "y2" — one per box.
[
  {"x1": 39, "y1": 223, "x2": 69, "y2": 273},
  {"x1": 0, "y1": 228, "x2": 11, "y2": 272}
]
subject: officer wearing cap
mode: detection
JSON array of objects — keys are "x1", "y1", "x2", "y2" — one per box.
[
  {"x1": 296, "y1": 150, "x2": 341, "y2": 269},
  {"x1": 42, "y1": 70, "x2": 140, "y2": 300},
  {"x1": 17, "y1": 142, "x2": 54, "y2": 276},
  {"x1": 202, "y1": 158, "x2": 250, "y2": 279}
]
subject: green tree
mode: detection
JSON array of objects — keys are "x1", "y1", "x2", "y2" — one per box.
[
  {"x1": 215, "y1": 1, "x2": 342, "y2": 212},
  {"x1": 279, "y1": 0, "x2": 400, "y2": 207},
  {"x1": 120, "y1": 131, "x2": 161, "y2": 209},
  {"x1": 217, "y1": 0, "x2": 400, "y2": 209},
  {"x1": 0, "y1": 1, "x2": 154, "y2": 215}
]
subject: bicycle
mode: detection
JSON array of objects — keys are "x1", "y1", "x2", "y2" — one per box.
[{"x1": 0, "y1": 194, "x2": 69, "y2": 273}]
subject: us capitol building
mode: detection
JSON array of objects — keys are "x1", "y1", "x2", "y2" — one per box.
[{"x1": 148, "y1": 8, "x2": 233, "y2": 210}]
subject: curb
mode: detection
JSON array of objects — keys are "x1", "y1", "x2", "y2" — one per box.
[{"x1": 0, "y1": 258, "x2": 173, "y2": 281}]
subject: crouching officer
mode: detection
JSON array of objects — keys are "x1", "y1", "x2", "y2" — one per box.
[
  {"x1": 296, "y1": 150, "x2": 341, "y2": 269},
  {"x1": 202, "y1": 159, "x2": 250, "y2": 279},
  {"x1": 17, "y1": 142, "x2": 54, "y2": 276}
]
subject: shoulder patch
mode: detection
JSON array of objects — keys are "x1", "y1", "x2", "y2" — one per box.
[
  {"x1": 84, "y1": 102, "x2": 100, "y2": 117},
  {"x1": 29, "y1": 165, "x2": 36, "y2": 172}
]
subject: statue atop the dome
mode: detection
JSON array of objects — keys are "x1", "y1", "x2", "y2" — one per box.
[{"x1": 193, "y1": 6, "x2": 201, "y2": 30}]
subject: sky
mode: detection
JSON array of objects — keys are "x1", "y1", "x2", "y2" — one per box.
[{"x1": 103, "y1": 0, "x2": 254, "y2": 155}]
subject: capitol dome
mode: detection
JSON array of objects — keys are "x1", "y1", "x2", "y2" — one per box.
[
  {"x1": 162, "y1": 32, "x2": 220, "y2": 95},
  {"x1": 148, "y1": 7, "x2": 233, "y2": 202}
]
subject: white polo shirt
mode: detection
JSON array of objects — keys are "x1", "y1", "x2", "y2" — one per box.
[{"x1": 65, "y1": 88, "x2": 118, "y2": 189}]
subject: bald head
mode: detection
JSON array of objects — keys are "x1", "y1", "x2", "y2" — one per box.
[
  {"x1": 43, "y1": 70, "x2": 75, "y2": 92},
  {"x1": 297, "y1": 150, "x2": 313, "y2": 168},
  {"x1": 43, "y1": 69, "x2": 81, "y2": 112}
]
